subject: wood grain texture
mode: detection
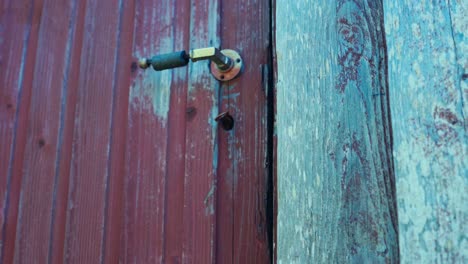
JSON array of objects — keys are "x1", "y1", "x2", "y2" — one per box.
[
  {"x1": 384, "y1": 1, "x2": 467, "y2": 263},
  {"x1": 162, "y1": 0, "x2": 191, "y2": 262},
  {"x1": 0, "y1": 2, "x2": 34, "y2": 259},
  {"x1": 182, "y1": 0, "x2": 219, "y2": 263},
  {"x1": 218, "y1": 0, "x2": 271, "y2": 263},
  {"x1": 62, "y1": 0, "x2": 124, "y2": 262},
  {"x1": 48, "y1": 1, "x2": 86, "y2": 263},
  {"x1": 0, "y1": 0, "x2": 44, "y2": 263},
  {"x1": 101, "y1": 0, "x2": 134, "y2": 262},
  {"x1": 123, "y1": 0, "x2": 175, "y2": 262},
  {"x1": 10, "y1": 1, "x2": 74, "y2": 263},
  {"x1": 276, "y1": 0, "x2": 398, "y2": 262}
]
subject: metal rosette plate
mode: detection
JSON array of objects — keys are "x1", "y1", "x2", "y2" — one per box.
[{"x1": 210, "y1": 49, "x2": 243, "y2": 81}]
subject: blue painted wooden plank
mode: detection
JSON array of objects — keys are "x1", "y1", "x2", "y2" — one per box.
[
  {"x1": 276, "y1": 0, "x2": 398, "y2": 262},
  {"x1": 384, "y1": 1, "x2": 467, "y2": 263}
]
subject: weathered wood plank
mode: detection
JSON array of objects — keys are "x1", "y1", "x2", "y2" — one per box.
[
  {"x1": 101, "y1": 0, "x2": 135, "y2": 262},
  {"x1": 276, "y1": 0, "x2": 398, "y2": 262},
  {"x1": 9, "y1": 1, "x2": 74, "y2": 263},
  {"x1": 218, "y1": 0, "x2": 271, "y2": 263},
  {"x1": 62, "y1": 0, "x2": 123, "y2": 262},
  {"x1": 384, "y1": 1, "x2": 467, "y2": 263},
  {"x1": 0, "y1": 1, "x2": 43, "y2": 263},
  {"x1": 163, "y1": 0, "x2": 190, "y2": 262},
  {"x1": 0, "y1": 1, "x2": 30, "y2": 209},
  {"x1": 122, "y1": 0, "x2": 174, "y2": 262},
  {"x1": 48, "y1": 1, "x2": 86, "y2": 263},
  {"x1": 0, "y1": 3, "x2": 34, "y2": 260},
  {"x1": 182, "y1": 0, "x2": 219, "y2": 263}
]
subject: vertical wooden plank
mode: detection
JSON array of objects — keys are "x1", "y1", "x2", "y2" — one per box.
[
  {"x1": 0, "y1": 1, "x2": 43, "y2": 263},
  {"x1": 102, "y1": 0, "x2": 135, "y2": 263},
  {"x1": 122, "y1": 0, "x2": 175, "y2": 262},
  {"x1": 182, "y1": 0, "x2": 219, "y2": 263},
  {"x1": 0, "y1": 1, "x2": 30, "y2": 191},
  {"x1": 47, "y1": 0, "x2": 86, "y2": 263},
  {"x1": 0, "y1": 2, "x2": 33, "y2": 256},
  {"x1": 218, "y1": 0, "x2": 271, "y2": 263},
  {"x1": 8, "y1": 1, "x2": 73, "y2": 263},
  {"x1": 384, "y1": 1, "x2": 467, "y2": 263},
  {"x1": 276, "y1": 0, "x2": 399, "y2": 262},
  {"x1": 162, "y1": 0, "x2": 190, "y2": 263},
  {"x1": 61, "y1": 0, "x2": 123, "y2": 262}
]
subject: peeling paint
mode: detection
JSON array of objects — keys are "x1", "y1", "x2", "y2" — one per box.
[
  {"x1": 130, "y1": 70, "x2": 172, "y2": 122},
  {"x1": 0, "y1": 0, "x2": 271, "y2": 262},
  {"x1": 385, "y1": 0, "x2": 467, "y2": 263},
  {"x1": 188, "y1": 0, "x2": 220, "y2": 95},
  {"x1": 131, "y1": 32, "x2": 174, "y2": 121},
  {"x1": 277, "y1": 0, "x2": 398, "y2": 263},
  {"x1": 204, "y1": 184, "x2": 215, "y2": 216}
]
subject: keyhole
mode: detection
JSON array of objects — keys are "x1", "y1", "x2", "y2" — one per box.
[{"x1": 215, "y1": 111, "x2": 234, "y2": 131}]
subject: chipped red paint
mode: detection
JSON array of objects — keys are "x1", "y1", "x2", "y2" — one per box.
[
  {"x1": 0, "y1": 0, "x2": 271, "y2": 263},
  {"x1": 216, "y1": 1, "x2": 272, "y2": 262}
]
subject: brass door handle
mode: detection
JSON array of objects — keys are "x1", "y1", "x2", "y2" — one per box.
[{"x1": 138, "y1": 47, "x2": 243, "y2": 81}]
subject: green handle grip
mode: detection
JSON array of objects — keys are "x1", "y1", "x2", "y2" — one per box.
[{"x1": 148, "y1": 50, "x2": 189, "y2": 71}]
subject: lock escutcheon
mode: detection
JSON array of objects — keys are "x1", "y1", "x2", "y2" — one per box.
[{"x1": 215, "y1": 111, "x2": 235, "y2": 131}]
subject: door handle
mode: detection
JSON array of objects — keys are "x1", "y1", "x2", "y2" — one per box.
[{"x1": 138, "y1": 47, "x2": 243, "y2": 81}]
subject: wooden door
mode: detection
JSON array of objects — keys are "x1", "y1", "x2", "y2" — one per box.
[{"x1": 0, "y1": 0, "x2": 273, "y2": 263}]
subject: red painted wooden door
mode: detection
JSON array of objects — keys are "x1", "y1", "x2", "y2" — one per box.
[{"x1": 0, "y1": 0, "x2": 272, "y2": 263}]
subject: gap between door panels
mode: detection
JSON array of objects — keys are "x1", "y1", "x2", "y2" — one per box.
[{"x1": 266, "y1": 0, "x2": 277, "y2": 263}]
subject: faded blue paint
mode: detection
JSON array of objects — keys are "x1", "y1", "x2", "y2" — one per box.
[
  {"x1": 209, "y1": 101, "x2": 219, "y2": 174},
  {"x1": 276, "y1": 0, "x2": 398, "y2": 263},
  {"x1": 188, "y1": 0, "x2": 220, "y2": 94},
  {"x1": 130, "y1": 68, "x2": 172, "y2": 121},
  {"x1": 221, "y1": 92, "x2": 240, "y2": 101},
  {"x1": 131, "y1": 0, "x2": 175, "y2": 121},
  {"x1": 384, "y1": 0, "x2": 467, "y2": 263}
]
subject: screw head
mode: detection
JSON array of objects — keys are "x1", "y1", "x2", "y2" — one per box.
[{"x1": 138, "y1": 58, "x2": 150, "y2": 69}]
